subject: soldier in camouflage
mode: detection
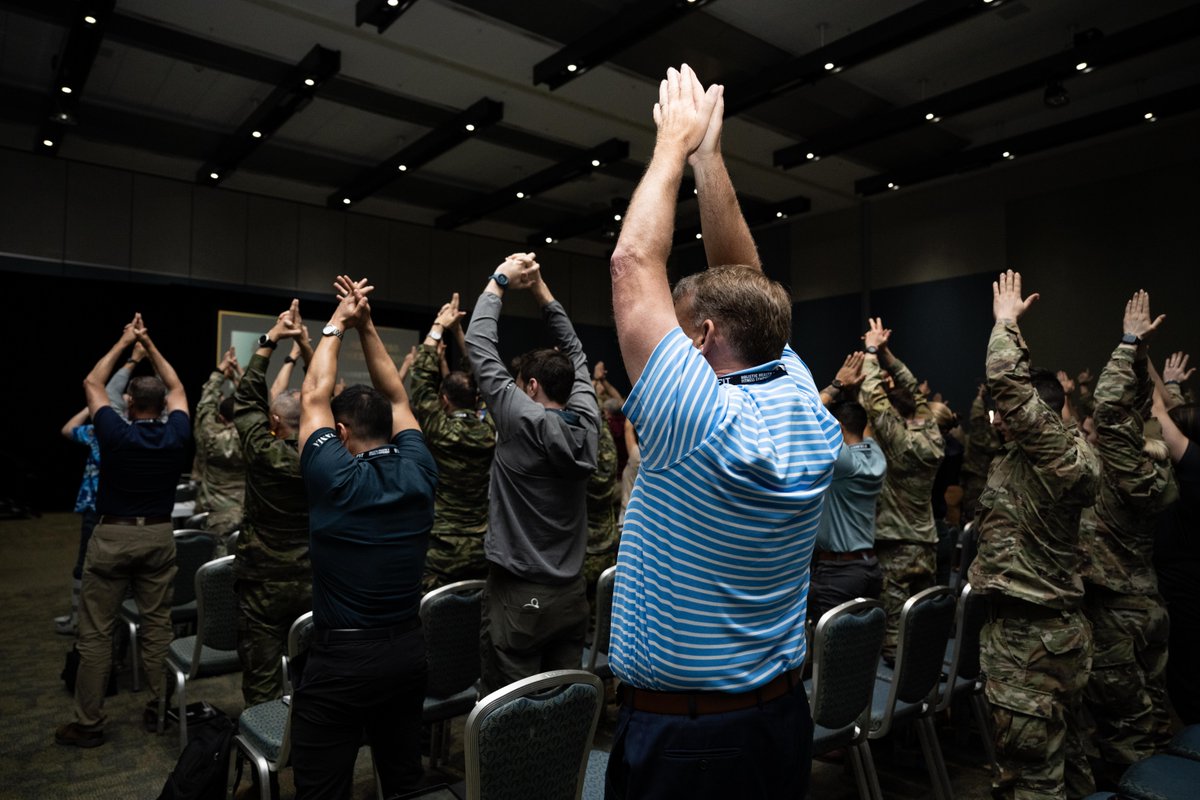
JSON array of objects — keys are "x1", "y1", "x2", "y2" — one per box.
[
  {"x1": 969, "y1": 270, "x2": 1101, "y2": 800},
  {"x1": 233, "y1": 300, "x2": 314, "y2": 707},
  {"x1": 412, "y1": 293, "x2": 496, "y2": 592},
  {"x1": 583, "y1": 397, "x2": 620, "y2": 609},
  {"x1": 1079, "y1": 291, "x2": 1177, "y2": 787},
  {"x1": 961, "y1": 384, "x2": 1003, "y2": 521},
  {"x1": 860, "y1": 317, "x2": 945, "y2": 661},
  {"x1": 192, "y1": 346, "x2": 245, "y2": 536}
]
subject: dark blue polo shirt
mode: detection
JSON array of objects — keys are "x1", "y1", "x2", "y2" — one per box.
[
  {"x1": 301, "y1": 428, "x2": 437, "y2": 629},
  {"x1": 93, "y1": 407, "x2": 191, "y2": 517}
]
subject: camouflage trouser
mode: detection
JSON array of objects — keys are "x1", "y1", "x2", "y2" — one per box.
[
  {"x1": 981, "y1": 609, "x2": 1094, "y2": 800},
  {"x1": 875, "y1": 541, "x2": 936, "y2": 662},
  {"x1": 422, "y1": 533, "x2": 488, "y2": 593},
  {"x1": 201, "y1": 507, "x2": 242, "y2": 538},
  {"x1": 582, "y1": 545, "x2": 617, "y2": 619},
  {"x1": 237, "y1": 577, "x2": 313, "y2": 707},
  {"x1": 1082, "y1": 590, "x2": 1171, "y2": 784}
]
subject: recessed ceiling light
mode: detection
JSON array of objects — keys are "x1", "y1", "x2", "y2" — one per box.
[
  {"x1": 397, "y1": 164, "x2": 407, "y2": 171},
  {"x1": 59, "y1": 113, "x2": 69, "y2": 120},
  {"x1": 1002, "y1": 151, "x2": 1014, "y2": 160},
  {"x1": 613, "y1": 214, "x2": 622, "y2": 221},
  {"x1": 516, "y1": 191, "x2": 525, "y2": 199},
  {"x1": 591, "y1": 159, "x2": 601, "y2": 167},
  {"x1": 925, "y1": 112, "x2": 935, "y2": 120},
  {"x1": 545, "y1": 237, "x2": 554, "y2": 243},
  {"x1": 695, "y1": 233, "x2": 703, "y2": 239},
  {"x1": 42, "y1": 139, "x2": 54, "y2": 147},
  {"x1": 567, "y1": 64, "x2": 578, "y2": 73},
  {"x1": 1145, "y1": 114, "x2": 1157, "y2": 122},
  {"x1": 61, "y1": 86, "x2": 72, "y2": 94},
  {"x1": 304, "y1": 78, "x2": 316, "y2": 87},
  {"x1": 824, "y1": 62, "x2": 835, "y2": 71},
  {"x1": 342, "y1": 198, "x2": 351, "y2": 205},
  {"x1": 83, "y1": 15, "x2": 97, "y2": 24},
  {"x1": 209, "y1": 172, "x2": 219, "y2": 180},
  {"x1": 806, "y1": 152, "x2": 815, "y2": 160},
  {"x1": 251, "y1": 131, "x2": 262, "y2": 138},
  {"x1": 465, "y1": 123, "x2": 476, "y2": 132},
  {"x1": 387, "y1": 0, "x2": 399, "y2": 5},
  {"x1": 1076, "y1": 62, "x2": 1088, "y2": 71}
]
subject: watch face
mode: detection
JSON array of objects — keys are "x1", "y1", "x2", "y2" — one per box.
[
  {"x1": 322, "y1": 324, "x2": 341, "y2": 337},
  {"x1": 493, "y1": 272, "x2": 508, "y2": 286}
]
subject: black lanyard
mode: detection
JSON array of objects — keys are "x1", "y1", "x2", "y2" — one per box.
[{"x1": 716, "y1": 364, "x2": 788, "y2": 386}]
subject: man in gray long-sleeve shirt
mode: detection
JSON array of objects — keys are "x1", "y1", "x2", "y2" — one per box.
[{"x1": 465, "y1": 252, "x2": 600, "y2": 693}]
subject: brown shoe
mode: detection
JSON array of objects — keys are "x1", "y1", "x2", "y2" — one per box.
[{"x1": 55, "y1": 722, "x2": 105, "y2": 748}]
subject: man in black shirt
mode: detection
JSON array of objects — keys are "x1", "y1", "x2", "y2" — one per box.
[
  {"x1": 295, "y1": 276, "x2": 436, "y2": 799},
  {"x1": 56, "y1": 314, "x2": 191, "y2": 748}
]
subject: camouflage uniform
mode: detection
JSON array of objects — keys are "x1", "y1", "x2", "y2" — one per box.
[
  {"x1": 968, "y1": 319, "x2": 1100, "y2": 800},
  {"x1": 233, "y1": 352, "x2": 312, "y2": 707},
  {"x1": 1164, "y1": 381, "x2": 1186, "y2": 408},
  {"x1": 861, "y1": 354, "x2": 944, "y2": 660},
  {"x1": 583, "y1": 408, "x2": 619, "y2": 610},
  {"x1": 192, "y1": 370, "x2": 245, "y2": 535},
  {"x1": 1080, "y1": 344, "x2": 1178, "y2": 784},
  {"x1": 409, "y1": 344, "x2": 496, "y2": 592},
  {"x1": 961, "y1": 394, "x2": 1003, "y2": 521}
]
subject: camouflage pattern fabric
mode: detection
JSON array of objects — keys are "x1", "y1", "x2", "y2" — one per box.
[
  {"x1": 422, "y1": 533, "x2": 488, "y2": 592},
  {"x1": 981, "y1": 610, "x2": 1094, "y2": 800},
  {"x1": 1164, "y1": 381, "x2": 1185, "y2": 408},
  {"x1": 1079, "y1": 344, "x2": 1177, "y2": 777},
  {"x1": 961, "y1": 395, "x2": 1003, "y2": 521},
  {"x1": 236, "y1": 577, "x2": 313, "y2": 707},
  {"x1": 232, "y1": 352, "x2": 311, "y2": 583},
  {"x1": 192, "y1": 370, "x2": 245, "y2": 535},
  {"x1": 876, "y1": 541, "x2": 936, "y2": 662},
  {"x1": 1082, "y1": 591, "x2": 1171, "y2": 785},
  {"x1": 968, "y1": 320, "x2": 1099, "y2": 610},
  {"x1": 860, "y1": 355, "x2": 944, "y2": 545},
  {"x1": 409, "y1": 344, "x2": 495, "y2": 537}
]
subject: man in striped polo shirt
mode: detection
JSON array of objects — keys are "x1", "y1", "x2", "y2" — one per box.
[{"x1": 605, "y1": 64, "x2": 841, "y2": 799}]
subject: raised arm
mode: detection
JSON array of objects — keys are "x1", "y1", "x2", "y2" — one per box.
[
  {"x1": 611, "y1": 64, "x2": 719, "y2": 385},
  {"x1": 1161, "y1": 351, "x2": 1192, "y2": 409},
  {"x1": 300, "y1": 281, "x2": 369, "y2": 452},
  {"x1": 689, "y1": 84, "x2": 760, "y2": 271},
  {"x1": 821, "y1": 351, "x2": 865, "y2": 407},
  {"x1": 592, "y1": 362, "x2": 626, "y2": 405},
  {"x1": 61, "y1": 407, "x2": 89, "y2": 440},
  {"x1": 105, "y1": 341, "x2": 146, "y2": 415},
  {"x1": 532, "y1": 272, "x2": 599, "y2": 422},
  {"x1": 464, "y1": 254, "x2": 541, "y2": 410},
  {"x1": 130, "y1": 317, "x2": 188, "y2": 416},
  {"x1": 84, "y1": 314, "x2": 142, "y2": 416},
  {"x1": 860, "y1": 352, "x2": 906, "y2": 450}
]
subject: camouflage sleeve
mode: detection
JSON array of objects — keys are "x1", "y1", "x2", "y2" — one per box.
[
  {"x1": 409, "y1": 344, "x2": 443, "y2": 427},
  {"x1": 233, "y1": 353, "x2": 273, "y2": 455},
  {"x1": 1094, "y1": 344, "x2": 1161, "y2": 505},
  {"x1": 196, "y1": 370, "x2": 224, "y2": 430},
  {"x1": 860, "y1": 355, "x2": 906, "y2": 452},
  {"x1": 987, "y1": 320, "x2": 1090, "y2": 482},
  {"x1": 886, "y1": 354, "x2": 929, "y2": 415}
]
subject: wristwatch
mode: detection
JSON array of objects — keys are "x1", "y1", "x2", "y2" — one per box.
[
  {"x1": 488, "y1": 272, "x2": 509, "y2": 288},
  {"x1": 865, "y1": 345, "x2": 879, "y2": 355},
  {"x1": 322, "y1": 324, "x2": 344, "y2": 340},
  {"x1": 257, "y1": 333, "x2": 277, "y2": 350},
  {"x1": 1120, "y1": 332, "x2": 1140, "y2": 345},
  {"x1": 427, "y1": 327, "x2": 444, "y2": 342}
]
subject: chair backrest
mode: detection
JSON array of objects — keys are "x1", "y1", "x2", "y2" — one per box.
[
  {"x1": 958, "y1": 522, "x2": 978, "y2": 585},
  {"x1": 172, "y1": 529, "x2": 218, "y2": 607},
  {"x1": 810, "y1": 598, "x2": 886, "y2": 733},
  {"x1": 586, "y1": 566, "x2": 616, "y2": 672},
  {"x1": 225, "y1": 530, "x2": 239, "y2": 555},
  {"x1": 421, "y1": 579, "x2": 485, "y2": 700},
  {"x1": 276, "y1": 610, "x2": 315, "y2": 767},
  {"x1": 181, "y1": 511, "x2": 209, "y2": 530},
  {"x1": 936, "y1": 583, "x2": 988, "y2": 712},
  {"x1": 873, "y1": 585, "x2": 957, "y2": 737},
  {"x1": 465, "y1": 670, "x2": 604, "y2": 800},
  {"x1": 189, "y1": 555, "x2": 239, "y2": 677}
]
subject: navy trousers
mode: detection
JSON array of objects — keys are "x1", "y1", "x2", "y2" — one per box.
[{"x1": 605, "y1": 679, "x2": 814, "y2": 800}]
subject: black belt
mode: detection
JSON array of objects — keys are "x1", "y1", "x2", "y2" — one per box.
[
  {"x1": 99, "y1": 515, "x2": 172, "y2": 526},
  {"x1": 313, "y1": 616, "x2": 420, "y2": 643},
  {"x1": 815, "y1": 548, "x2": 875, "y2": 563},
  {"x1": 619, "y1": 668, "x2": 802, "y2": 717}
]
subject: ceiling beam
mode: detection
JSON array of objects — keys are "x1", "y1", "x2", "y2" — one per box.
[
  {"x1": 199, "y1": 45, "x2": 341, "y2": 186},
  {"x1": 532, "y1": 0, "x2": 714, "y2": 91},
  {"x1": 776, "y1": 4, "x2": 1200, "y2": 169},
  {"x1": 436, "y1": 138, "x2": 630, "y2": 229},
  {"x1": 528, "y1": 199, "x2": 629, "y2": 248},
  {"x1": 329, "y1": 98, "x2": 503, "y2": 208},
  {"x1": 355, "y1": 0, "x2": 421, "y2": 34},
  {"x1": 35, "y1": 0, "x2": 115, "y2": 155},
  {"x1": 722, "y1": 0, "x2": 1002, "y2": 118},
  {"x1": 855, "y1": 83, "x2": 1200, "y2": 196},
  {"x1": 672, "y1": 194, "x2": 811, "y2": 246}
]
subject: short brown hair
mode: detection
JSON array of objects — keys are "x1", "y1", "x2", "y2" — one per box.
[{"x1": 672, "y1": 265, "x2": 792, "y2": 366}]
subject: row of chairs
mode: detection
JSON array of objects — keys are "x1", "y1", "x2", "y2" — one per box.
[{"x1": 1086, "y1": 726, "x2": 1200, "y2": 800}]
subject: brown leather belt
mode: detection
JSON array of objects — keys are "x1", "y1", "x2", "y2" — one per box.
[
  {"x1": 989, "y1": 593, "x2": 1070, "y2": 621},
  {"x1": 98, "y1": 515, "x2": 172, "y2": 526},
  {"x1": 619, "y1": 668, "x2": 802, "y2": 716},
  {"x1": 815, "y1": 548, "x2": 875, "y2": 563}
]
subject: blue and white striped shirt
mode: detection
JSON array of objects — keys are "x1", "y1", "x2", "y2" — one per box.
[{"x1": 610, "y1": 328, "x2": 842, "y2": 692}]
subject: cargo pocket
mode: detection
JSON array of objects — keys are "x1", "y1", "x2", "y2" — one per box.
[{"x1": 987, "y1": 678, "x2": 1054, "y2": 762}]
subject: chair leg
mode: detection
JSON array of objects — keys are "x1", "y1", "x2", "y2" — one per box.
[
  {"x1": 127, "y1": 620, "x2": 141, "y2": 692},
  {"x1": 971, "y1": 690, "x2": 997, "y2": 766},
  {"x1": 847, "y1": 740, "x2": 873, "y2": 800},
  {"x1": 429, "y1": 720, "x2": 441, "y2": 770},
  {"x1": 916, "y1": 714, "x2": 953, "y2": 800},
  {"x1": 177, "y1": 672, "x2": 189, "y2": 753},
  {"x1": 227, "y1": 741, "x2": 242, "y2": 800},
  {"x1": 373, "y1": 748, "x2": 384, "y2": 800},
  {"x1": 858, "y1": 738, "x2": 884, "y2": 800},
  {"x1": 251, "y1": 756, "x2": 271, "y2": 800}
]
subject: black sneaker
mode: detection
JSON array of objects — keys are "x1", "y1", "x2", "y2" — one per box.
[{"x1": 55, "y1": 722, "x2": 105, "y2": 748}]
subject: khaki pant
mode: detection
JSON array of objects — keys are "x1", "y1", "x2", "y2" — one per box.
[{"x1": 75, "y1": 521, "x2": 176, "y2": 729}]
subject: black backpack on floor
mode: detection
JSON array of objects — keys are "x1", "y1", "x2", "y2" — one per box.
[{"x1": 156, "y1": 712, "x2": 237, "y2": 800}]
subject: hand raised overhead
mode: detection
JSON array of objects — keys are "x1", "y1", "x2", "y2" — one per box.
[
  {"x1": 863, "y1": 317, "x2": 891, "y2": 350},
  {"x1": 1164, "y1": 352, "x2": 1195, "y2": 383},
  {"x1": 495, "y1": 253, "x2": 540, "y2": 290},
  {"x1": 992, "y1": 269, "x2": 1039, "y2": 322},
  {"x1": 653, "y1": 64, "x2": 721, "y2": 159},
  {"x1": 835, "y1": 352, "x2": 866, "y2": 387},
  {"x1": 332, "y1": 276, "x2": 375, "y2": 329},
  {"x1": 1122, "y1": 289, "x2": 1164, "y2": 340},
  {"x1": 435, "y1": 292, "x2": 465, "y2": 329}
]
